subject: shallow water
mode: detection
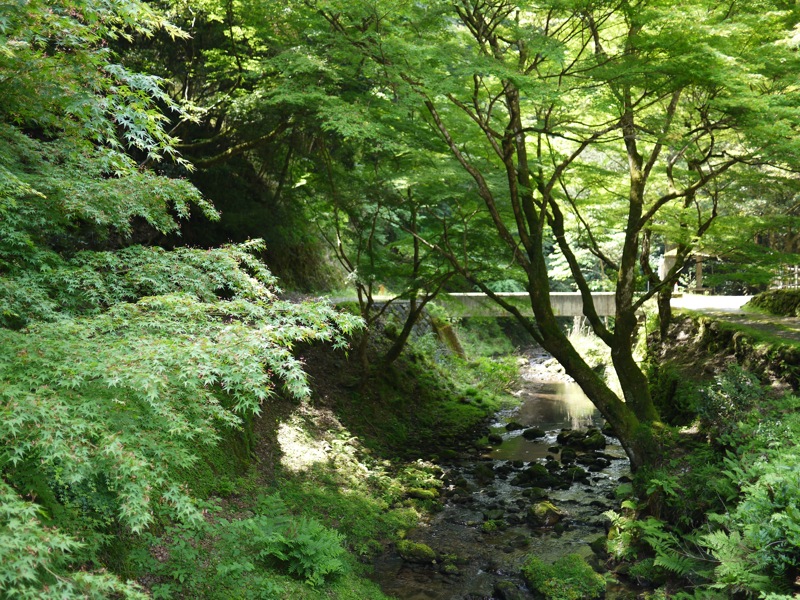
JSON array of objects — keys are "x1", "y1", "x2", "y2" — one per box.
[{"x1": 370, "y1": 357, "x2": 631, "y2": 599}]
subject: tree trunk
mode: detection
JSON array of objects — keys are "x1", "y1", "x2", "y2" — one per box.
[
  {"x1": 657, "y1": 287, "x2": 673, "y2": 342},
  {"x1": 530, "y1": 314, "x2": 652, "y2": 470},
  {"x1": 383, "y1": 296, "x2": 420, "y2": 366}
]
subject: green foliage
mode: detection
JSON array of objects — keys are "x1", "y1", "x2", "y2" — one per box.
[
  {"x1": 0, "y1": 481, "x2": 148, "y2": 599},
  {"x1": 0, "y1": 0, "x2": 382, "y2": 597},
  {"x1": 0, "y1": 271, "x2": 361, "y2": 594},
  {"x1": 609, "y1": 369, "x2": 800, "y2": 596},
  {"x1": 2, "y1": 239, "x2": 274, "y2": 327},
  {"x1": 521, "y1": 554, "x2": 606, "y2": 600},
  {"x1": 605, "y1": 506, "x2": 713, "y2": 584},
  {"x1": 697, "y1": 366, "x2": 763, "y2": 441},
  {"x1": 132, "y1": 495, "x2": 347, "y2": 597},
  {"x1": 647, "y1": 362, "x2": 699, "y2": 426},
  {"x1": 0, "y1": 0, "x2": 186, "y2": 168},
  {"x1": 605, "y1": 502, "x2": 643, "y2": 562},
  {"x1": 225, "y1": 508, "x2": 346, "y2": 587},
  {"x1": 337, "y1": 329, "x2": 516, "y2": 457},
  {"x1": 701, "y1": 430, "x2": 800, "y2": 595},
  {"x1": 455, "y1": 317, "x2": 516, "y2": 357},
  {"x1": 268, "y1": 457, "x2": 419, "y2": 558},
  {"x1": 747, "y1": 289, "x2": 800, "y2": 317}
]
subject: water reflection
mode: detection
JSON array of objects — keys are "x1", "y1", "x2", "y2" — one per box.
[
  {"x1": 489, "y1": 381, "x2": 606, "y2": 462},
  {"x1": 515, "y1": 381, "x2": 601, "y2": 430}
]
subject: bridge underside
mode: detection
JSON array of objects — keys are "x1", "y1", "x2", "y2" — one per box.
[{"x1": 441, "y1": 292, "x2": 617, "y2": 318}]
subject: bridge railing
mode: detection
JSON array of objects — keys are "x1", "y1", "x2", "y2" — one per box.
[{"x1": 328, "y1": 291, "x2": 618, "y2": 317}]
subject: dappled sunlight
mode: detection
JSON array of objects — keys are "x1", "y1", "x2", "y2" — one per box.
[
  {"x1": 277, "y1": 417, "x2": 331, "y2": 473},
  {"x1": 276, "y1": 401, "x2": 378, "y2": 486}
]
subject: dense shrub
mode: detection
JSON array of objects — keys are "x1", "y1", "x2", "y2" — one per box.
[
  {"x1": 614, "y1": 371, "x2": 800, "y2": 597},
  {"x1": 697, "y1": 366, "x2": 762, "y2": 442},
  {"x1": 647, "y1": 362, "x2": 699, "y2": 426}
]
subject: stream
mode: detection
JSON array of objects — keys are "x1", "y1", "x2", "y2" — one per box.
[{"x1": 370, "y1": 353, "x2": 631, "y2": 599}]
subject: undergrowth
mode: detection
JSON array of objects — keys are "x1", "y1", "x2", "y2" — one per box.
[
  {"x1": 126, "y1": 315, "x2": 521, "y2": 598},
  {"x1": 607, "y1": 366, "x2": 800, "y2": 598}
]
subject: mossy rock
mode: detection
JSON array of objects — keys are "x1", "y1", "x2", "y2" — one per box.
[
  {"x1": 512, "y1": 463, "x2": 556, "y2": 487},
  {"x1": 557, "y1": 428, "x2": 607, "y2": 451},
  {"x1": 473, "y1": 462, "x2": 496, "y2": 483},
  {"x1": 563, "y1": 466, "x2": 589, "y2": 483},
  {"x1": 527, "y1": 501, "x2": 566, "y2": 527},
  {"x1": 522, "y1": 427, "x2": 546, "y2": 440},
  {"x1": 481, "y1": 519, "x2": 507, "y2": 533},
  {"x1": 397, "y1": 540, "x2": 437, "y2": 564},
  {"x1": 746, "y1": 289, "x2": 800, "y2": 317},
  {"x1": 560, "y1": 448, "x2": 577, "y2": 464},
  {"x1": 521, "y1": 553, "x2": 605, "y2": 600},
  {"x1": 588, "y1": 534, "x2": 608, "y2": 556},
  {"x1": 521, "y1": 487, "x2": 549, "y2": 500},
  {"x1": 406, "y1": 487, "x2": 439, "y2": 501},
  {"x1": 493, "y1": 580, "x2": 526, "y2": 600}
]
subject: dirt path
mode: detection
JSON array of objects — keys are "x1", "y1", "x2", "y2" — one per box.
[{"x1": 671, "y1": 294, "x2": 800, "y2": 345}]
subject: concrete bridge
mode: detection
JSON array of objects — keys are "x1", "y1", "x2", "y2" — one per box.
[
  {"x1": 330, "y1": 292, "x2": 750, "y2": 318},
  {"x1": 329, "y1": 292, "x2": 616, "y2": 317},
  {"x1": 440, "y1": 292, "x2": 617, "y2": 317}
]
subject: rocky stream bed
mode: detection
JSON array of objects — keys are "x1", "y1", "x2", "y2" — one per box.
[{"x1": 370, "y1": 353, "x2": 633, "y2": 599}]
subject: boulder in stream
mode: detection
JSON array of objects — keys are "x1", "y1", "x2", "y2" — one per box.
[
  {"x1": 396, "y1": 540, "x2": 437, "y2": 564},
  {"x1": 473, "y1": 462, "x2": 496, "y2": 483},
  {"x1": 522, "y1": 427, "x2": 546, "y2": 440},
  {"x1": 511, "y1": 463, "x2": 557, "y2": 488},
  {"x1": 560, "y1": 447, "x2": 577, "y2": 464},
  {"x1": 527, "y1": 500, "x2": 567, "y2": 527},
  {"x1": 562, "y1": 466, "x2": 590, "y2": 483},
  {"x1": 580, "y1": 428, "x2": 607, "y2": 450},
  {"x1": 556, "y1": 428, "x2": 607, "y2": 451},
  {"x1": 521, "y1": 487, "x2": 549, "y2": 500}
]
